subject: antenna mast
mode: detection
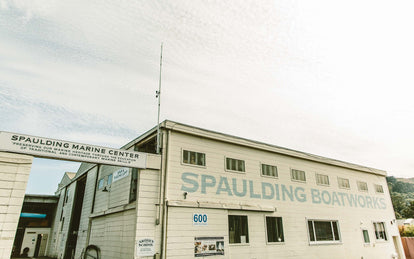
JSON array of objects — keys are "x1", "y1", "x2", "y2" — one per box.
[{"x1": 156, "y1": 43, "x2": 163, "y2": 154}]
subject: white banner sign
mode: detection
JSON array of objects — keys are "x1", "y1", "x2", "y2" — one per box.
[
  {"x1": 0, "y1": 132, "x2": 147, "y2": 168},
  {"x1": 137, "y1": 238, "x2": 155, "y2": 257},
  {"x1": 113, "y1": 168, "x2": 130, "y2": 182}
]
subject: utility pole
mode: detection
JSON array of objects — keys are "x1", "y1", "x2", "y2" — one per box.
[{"x1": 156, "y1": 43, "x2": 163, "y2": 154}]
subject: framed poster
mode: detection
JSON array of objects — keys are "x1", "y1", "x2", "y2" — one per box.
[{"x1": 194, "y1": 237, "x2": 224, "y2": 257}]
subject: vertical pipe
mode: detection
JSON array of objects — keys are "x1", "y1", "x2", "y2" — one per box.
[{"x1": 156, "y1": 43, "x2": 163, "y2": 154}]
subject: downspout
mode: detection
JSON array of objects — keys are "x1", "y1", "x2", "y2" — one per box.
[{"x1": 160, "y1": 129, "x2": 170, "y2": 259}]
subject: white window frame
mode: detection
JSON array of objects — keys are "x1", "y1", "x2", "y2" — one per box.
[
  {"x1": 357, "y1": 181, "x2": 368, "y2": 192},
  {"x1": 225, "y1": 157, "x2": 246, "y2": 173},
  {"x1": 261, "y1": 163, "x2": 278, "y2": 178},
  {"x1": 373, "y1": 222, "x2": 388, "y2": 242},
  {"x1": 316, "y1": 173, "x2": 330, "y2": 186},
  {"x1": 291, "y1": 168, "x2": 306, "y2": 183},
  {"x1": 307, "y1": 219, "x2": 342, "y2": 245},
  {"x1": 265, "y1": 216, "x2": 284, "y2": 244},
  {"x1": 374, "y1": 184, "x2": 384, "y2": 194},
  {"x1": 337, "y1": 177, "x2": 350, "y2": 189},
  {"x1": 181, "y1": 149, "x2": 206, "y2": 168}
]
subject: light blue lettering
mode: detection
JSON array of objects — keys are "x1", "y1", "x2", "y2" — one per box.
[
  {"x1": 321, "y1": 191, "x2": 331, "y2": 205},
  {"x1": 337, "y1": 192, "x2": 346, "y2": 205},
  {"x1": 358, "y1": 195, "x2": 366, "y2": 208},
  {"x1": 379, "y1": 198, "x2": 387, "y2": 209},
  {"x1": 181, "y1": 172, "x2": 199, "y2": 192},
  {"x1": 201, "y1": 174, "x2": 216, "y2": 194},
  {"x1": 332, "y1": 192, "x2": 341, "y2": 206},
  {"x1": 295, "y1": 187, "x2": 306, "y2": 202},
  {"x1": 366, "y1": 196, "x2": 373, "y2": 208},
  {"x1": 216, "y1": 177, "x2": 233, "y2": 196},
  {"x1": 373, "y1": 197, "x2": 380, "y2": 209},
  {"x1": 282, "y1": 185, "x2": 294, "y2": 201},
  {"x1": 232, "y1": 179, "x2": 247, "y2": 197},
  {"x1": 275, "y1": 184, "x2": 280, "y2": 200},
  {"x1": 262, "y1": 182, "x2": 274, "y2": 200},
  {"x1": 249, "y1": 180, "x2": 261, "y2": 199},
  {"x1": 346, "y1": 194, "x2": 358, "y2": 207},
  {"x1": 311, "y1": 189, "x2": 321, "y2": 204}
]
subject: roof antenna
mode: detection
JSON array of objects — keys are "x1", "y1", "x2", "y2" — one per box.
[{"x1": 156, "y1": 43, "x2": 163, "y2": 154}]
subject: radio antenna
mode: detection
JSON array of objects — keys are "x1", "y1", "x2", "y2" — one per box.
[{"x1": 156, "y1": 43, "x2": 163, "y2": 154}]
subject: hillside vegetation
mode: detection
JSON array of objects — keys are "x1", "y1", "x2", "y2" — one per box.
[{"x1": 387, "y1": 176, "x2": 414, "y2": 219}]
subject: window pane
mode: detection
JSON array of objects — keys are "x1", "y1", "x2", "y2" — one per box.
[
  {"x1": 197, "y1": 153, "x2": 205, "y2": 166},
  {"x1": 363, "y1": 230, "x2": 370, "y2": 243},
  {"x1": 229, "y1": 215, "x2": 249, "y2": 244},
  {"x1": 338, "y1": 178, "x2": 350, "y2": 189},
  {"x1": 266, "y1": 217, "x2": 284, "y2": 242},
  {"x1": 98, "y1": 179, "x2": 104, "y2": 189},
  {"x1": 107, "y1": 174, "x2": 113, "y2": 185},
  {"x1": 308, "y1": 221, "x2": 315, "y2": 241},
  {"x1": 332, "y1": 221, "x2": 339, "y2": 241},
  {"x1": 183, "y1": 150, "x2": 189, "y2": 163},
  {"x1": 314, "y1": 221, "x2": 334, "y2": 241},
  {"x1": 292, "y1": 169, "x2": 306, "y2": 182}
]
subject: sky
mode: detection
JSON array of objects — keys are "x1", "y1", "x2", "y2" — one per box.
[{"x1": 0, "y1": 0, "x2": 413, "y2": 194}]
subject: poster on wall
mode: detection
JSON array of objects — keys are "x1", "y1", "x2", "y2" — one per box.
[
  {"x1": 137, "y1": 238, "x2": 155, "y2": 257},
  {"x1": 194, "y1": 237, "x2": 224, "y2": 257}
]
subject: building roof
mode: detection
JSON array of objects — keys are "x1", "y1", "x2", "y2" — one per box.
[{"x1": 124, "y1": 120, "x2": 386, "y2": 176}]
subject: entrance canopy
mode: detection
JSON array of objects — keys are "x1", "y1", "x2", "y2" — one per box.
[{"x1": 0, "y1": 131, "x2": 148, "y2": 168}]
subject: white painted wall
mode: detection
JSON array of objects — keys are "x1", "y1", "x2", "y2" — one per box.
[
  {"x1": 161, "y1": 131, "x2": 403, "y2": 259},
  {"x1": 0, "y1": 152, "x2": 32, "y2": 258}
]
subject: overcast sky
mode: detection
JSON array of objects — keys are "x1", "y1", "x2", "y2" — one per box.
[{"x1": 1, "y1": 0, "x2": 413, "y2": 194}]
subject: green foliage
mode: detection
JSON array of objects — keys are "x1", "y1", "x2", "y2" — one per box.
[
  {"x1": 387, "y1": 177, "x2": 414, "y2": 219},
  {"x1": 400, "y1": 225, "x2": 414, "y2": 237}
]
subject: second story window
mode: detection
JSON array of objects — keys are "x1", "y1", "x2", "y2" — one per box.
[
  {"x1": 291, "y1": 169, "x2": 306, "y2": 182},
  {"x1": 316, "y1": 174, "x2": 330, "y2": 186},
  {"x1": 338, "y1": 177, "x2": 350, "y2": 189},
  {"x1": 375, "y1": 184, "x2": 384, "y2": 193},
  {"x1": 357, "y1": 181, "x2": 368, "y2": 192},
  {"x1": 226, "y1": 157, "x2": 245, "y2": 172},
  {"x1": 183, "y1": 150, "x2": 205, "y2": 166},
  {"x1": 107, "y1": 174, "x2": 113, "y2": 185},
  {"x1": 261, "y1": 164, "x2": 278, "y2": 177}
]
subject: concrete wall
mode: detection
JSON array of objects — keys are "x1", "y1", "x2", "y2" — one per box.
[
  {"x1": 0, "y1": 151, "x2": 33, "y2": 258},
  {"x1": 161, "y1": 131, "x2": 403, "y2": 259}
]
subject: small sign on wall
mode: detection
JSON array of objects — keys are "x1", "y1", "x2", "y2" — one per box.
[
  {"x1": 194, "y1": 237, "x2": 224, "y2": 257},
  {"x1": 193, "y1": 213, "x2": 208, "y2": 226},
  {"x1": 113, "y1": 168, "x2": 130, "y2": 182},
  {"x1": 137, "y1": 238, "x2": 155, "y2": 257}
]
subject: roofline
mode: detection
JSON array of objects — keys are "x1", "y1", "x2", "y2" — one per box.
[
  {"x1": 74, "y1": 119, "x2": 387, "y2": 181},
  {"x1": 159, "y1": 120, "x2": 386, "y2": 176}
]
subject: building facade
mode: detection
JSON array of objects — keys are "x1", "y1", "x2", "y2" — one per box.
[{"x1": 49, "y1": 120, "x2": 404, "y2": 259}]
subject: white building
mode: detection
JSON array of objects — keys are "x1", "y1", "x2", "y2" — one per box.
[{"x1": 49, "y1": 120, "x2": 404, "y2": 259}]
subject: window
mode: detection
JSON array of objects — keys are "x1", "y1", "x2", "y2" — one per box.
[
  {"x1": 316, "y1": 174, "x2": 329, "y2": 186},
  {"x1": 226, "y1": 158, "x2": 245, "y2": 172},
  {"x1": 129, "y1": 168, "x2": 138, "y2": 203},
  {"x1": 308, "y1": 219, "x2": 341, "y2": 244},
  {"x1": 261, "y1": 164, "x2": 278, "y2": 177},
  {"x1": 338, "y1": 177, "x2": 350, "y2": 189},
  {"x1": 373, "y1": 222, "x2": 387, "y2": 241},
  {"x1": 228, "y1": 215, "x2": 249, "y2": 244},
  {"x1": 375, "y1": 184, "x2": 384, "y2": 193},
  {"x1": 98, "y1": 178, "x2": 104, "y2": 190},
  {"x1": 357, "y1": 181, "x2": 368, "y2": 192},
  {"x1": 291, "y1": 169, "x2": 306, "y2": 182},
  {"x1": 362, "y1": 229, "x2": 370, "y2": 244},
  {"x1": 183, "y1": 150, "x2": 205, "y2": 166},
  {"x1": 266, "y1": 217, "x2": 284, "y2": 243},
  {"x1": 107, "y1": 174, "x2": 113, "y2": 185}
]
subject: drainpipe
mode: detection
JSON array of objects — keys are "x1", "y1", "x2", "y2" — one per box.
[{"x1": 160, "y1": 129, "x2": 170, "y2": 259}]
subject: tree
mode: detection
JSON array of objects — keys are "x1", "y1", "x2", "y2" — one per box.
[{"x1": 403, "y1": 201, "x2": 414, "y2": 218}]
